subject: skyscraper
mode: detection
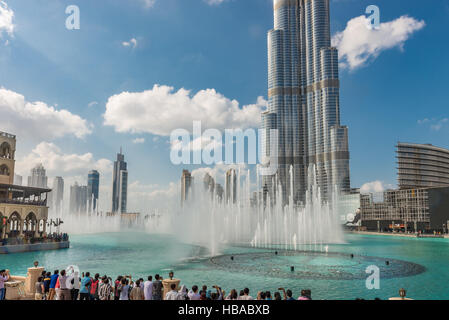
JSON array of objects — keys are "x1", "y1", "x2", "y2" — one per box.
[
  {"x1": 70, "y1": 182, "x2": 87, "y2": 214},
  {"x1": 27, "y1": 163, "x2": 48, "y2": 188},
  {"x1": 112, "y1": 148, "x2": 128, "y2": 213},
  {"x1": 88, "y1": 170, "x2": 100, "y2": 213},
  {"x1": 181, "y1": 170, "x2": 193, "y2": 206},
  {"x1": 262, "y1": 0, "x2": 351, "y2": 203},
  {"x1": 51, "y1": 176, "x2": 64, "y2": 214},
  {"x1": 225, "y1": 169, "x2": 237, "y2": 204}
]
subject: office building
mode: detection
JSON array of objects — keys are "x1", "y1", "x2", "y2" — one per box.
[
  {"x1": 88, "y1": 170, "x2": 100, "y2": 213},
  {"x1": 112, "y1": 148, "x2": 128, "y2": 213},
  {"x1": 397, "y1": 142, "x2": 449, "y2": 189},
  {"x1": 27, "y1": 163, "x2": 48, "y2": 188},
  {"x1": 181, "y1": 170, "x2": 193, "y2": 206}
]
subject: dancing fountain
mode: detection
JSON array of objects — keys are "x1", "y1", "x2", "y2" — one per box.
[{"x1": 172, "y1": 165, "x2": 344, "y2": 256}]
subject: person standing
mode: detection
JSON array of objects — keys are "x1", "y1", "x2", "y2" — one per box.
[
  {"x1": 143, "y1": 276, "x2": 153, "y2": 300},
  {"x1": 35, "y1": 276, "x2": 45, "y2": 300},
  {"x1": 119, "y1": 278, "x2": 130, "y2": 301},
  {"x1": 43, "y1": 272, "x2": 51, "y2": 299},
  {"x1": 79, "y1": 272, "x2": 92, "y2": 301},
  {"x1": 0, "y1": 270, "x2": 9, "y2": 300},
  {"x1": 239, "y1": 288, "x2": 253, "y2": 300},
  {"x1": 130, "y1": 280, "x2": 145, "y2": 300},
  {"x1": 90, "y1": 273, "x2": 100, "y2": 300},
  {"x1": 99, "y1": 278, "x2": 112, "y2": 301},
  {"x1": 114, "y1": 276, "x2": 123, "y2": 301},
  {"x1": 152, "y1": 274, "x2": 163, "y2": 301},
  {"x1": 165, "y1": 283, "x2": 178, "y2": 300},
  {"x1": 48, "y1": 270, "x2": 59, "y2": 300},
  {"x1": 188, "y1": 285, "x2": 201, "y2": 300},
  {"x1": 58, "y1": 270, "x2": 70, "y2": 300}
]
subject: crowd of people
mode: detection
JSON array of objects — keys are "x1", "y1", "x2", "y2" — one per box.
[{"x1": 31, "y1": 269, "x2": 314, "y2": 301}]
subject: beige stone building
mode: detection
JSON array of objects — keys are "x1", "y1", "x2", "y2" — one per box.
[{"x1": 0, "y1": 131, "x2": 51, "y2": 242}]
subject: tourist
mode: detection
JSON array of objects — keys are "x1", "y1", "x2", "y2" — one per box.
[
  {"x1": 99, "y1": 277, "x2": 112, "y2": 300},
  {"x1": 265, "y1": 291, "x2": 272, "y2": 300},
  {"x1": 143, "y1": 276, "x2": 153, "y2": 300},
  {"x1": 177, "y1": 285, "x2": 189, "y2": 300},
  {"x1": 225, "y1": 289, "x2": 238, "y2": 300},
  {"x1": 130, "y1": 280, "x2": 145, "y2": 300},
  {"x1": 165, "y1": 283, "x2": 178, "y2": 300},
  {"x1": 212, "y1": 286, "x2": 223, "y2": 300},
  {"x1": 298, "y1": 289, "x2": 311, "y2": 300},
  {"x1": 35, "y1": 276, "x2": 45, "y2": 300},
  {"x1": 238, "y1": 290, "x2": 244, "y2": 300},
  {"x1": 119, "y1": 278, "x2": 130, "y2": 300},
  {"x1": 257, "y1": 291, "x2": 266, "y2": 300},
  {"x1": 58, "y1": 270, "x2": 71, "y2": 300},
  {"x1": 43, "y1": 272, "x2": 51, "y2": 299},
  {"x1": 48, "y1": 270, "x2": 59, "y2": 300},
  {"x1": 69, "y1": 271, "x2": 81, "y2": 300},
  {"x1": 152, "y1": 274, "x2": 163, "y2": 300},
  {"x1": 79, "y1": 272, "x2": 92, "y2": 301},
  {"x1": 0, "y1": 270, "x2": 9, "y2": 300},
  {"x1": 90, "y1": 273, "x2": 100, "y2": 300},
  {"x1": 188, "y1": 285, "x2": 201, "y2": 300},
  {"x1": 279, "y1": 288, "x2": 295, "y2": 301},
  {"x1": 274, "y1": 291, "x2": 282, "y2": 301},
  {"x1": 240, "y1": 288, "x2": 253, "y2": 300},
  {"x1": 114, "y1": 276, "x2": 123, "y2": 301},
  {"x1": 200, "y1": 291, "x2": 207, "y2": 300}
]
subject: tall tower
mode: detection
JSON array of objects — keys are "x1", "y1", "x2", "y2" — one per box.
[
  {"x1": 112, "y1": 149, "x2": 128, "y2": 213},
  {"x1": 0, "y1": 132, "x2": 15, "y2": 186},
  {"x1": 28, "y1": 163, "x2": 48, "y2": 188},
  {"x1": 52, "y1": 176, "x2": 64, "y2": 214},
  {"x1": 88, "y1": 170, "x2": 100, "y2": 213},
  {"x1": 262, "y1": 0, "x2": 350, "y2": 203}
]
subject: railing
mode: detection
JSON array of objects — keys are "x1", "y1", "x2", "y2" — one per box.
[
  {"x1": 0, "y1": 198, "x2": 47, "y2": 206},
  {"x1": 0, "y1": 131, "x2": 15, "y2": 139}
]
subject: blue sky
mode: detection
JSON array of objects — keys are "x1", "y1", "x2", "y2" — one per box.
[{"x1": 0, "y1": 0, "x2": 448, "y2": 211}]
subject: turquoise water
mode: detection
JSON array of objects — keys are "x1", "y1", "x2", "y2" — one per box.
[{"x1": 1, "y1": 232, "x2": 448, "y2": 300}]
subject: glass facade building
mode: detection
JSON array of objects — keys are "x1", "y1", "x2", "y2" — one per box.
[
  {"x1": 397, "y1": 143, "x2": 449, "y2": 189},
  {"x1": 88, "y1": 170, "x2": 100, "y2": 213},
  {"x1": 112, "y1": 149, "x2": 128, "y2": 213},
  {"x1": 262, "y1": 0, "x2": 351, "y2": 203}
]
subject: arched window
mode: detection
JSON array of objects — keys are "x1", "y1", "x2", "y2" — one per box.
[
  {"x1": 38, "y1": 219, "x2": 45, "y2": 233},
  {"x1": 0, "y1": 164, "x2": 9, "y2": 176},
  {"x1": 8, "y1": 212, "x2": 21, "y2": 237},
  {"x1": 0, "y1": 142, "x2": 11, "y2": 159},
  {"x1": 25, "y1": 212, "x2": 37, "y2": 235}
]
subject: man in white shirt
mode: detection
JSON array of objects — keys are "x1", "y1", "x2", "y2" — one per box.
[
  {"x1": 188, "y1": 285, "x2": 201, "y2": 300},
  {"x1": 165, "y1": 283, "x2": 178, "y2": 300},
  {"x1": 143, "y1": 276, "x2": 153, "y2": 300}
]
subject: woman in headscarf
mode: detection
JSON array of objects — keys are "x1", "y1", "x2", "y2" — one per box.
[{"x1": 177, "y1": 285, "x2": 188, "y2": 300}]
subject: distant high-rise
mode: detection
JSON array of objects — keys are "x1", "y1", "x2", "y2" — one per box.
[
  {"x1": 88, "y1": 170, "x2": 100, "y2": 213},
  {"x1": 181, "y1": 170, "x2": 193, "y2": 206},
  {"x1": 397, "y1": 143, "x2": 449, "y2": 189},
  {"x1": 262, "y1": 0, "x2": 351, "y2": 203},
  {"x1": 28, "y1": 163, "x2": 48, "y2": 188},
  {"x1": 225, "y1": 169, "x2": 237, "y2": 204},
  {"x1": 14, "y1": 174, "x2": 22, "y2": 186},
  {"x1": 112, "y1": 148, "x2": 128, "y2": 213},
  {"x1": 70, "y1": 182, "x2": 87, "y2": 214},
  {"x1": 51, "y1": 177, "x2": 64, "y2": 214}
]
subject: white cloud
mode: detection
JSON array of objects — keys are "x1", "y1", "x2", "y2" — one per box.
[
  {"x1": 0, "y1": 87, "x2": 92, "y2": 140},
  {"x1": 332, "y1": 15, "x2": 425, "y2": 70},
  {"x1": 360, "y1": 180, "x2": 395, "y2": 194},
  {"x1": 15, "y1": 142, "x2": 112, "y2": 178},
  {"x1": 122, "y1": 38, "x2": 138, "y2": 49},
  {"x1": 170, "y1": 135, "x2": 222, "y2": 153},
  {"x1": 88, "y1": 101, "x2": 98, "y2": 108},
  {"x1": 127, "y1": 180, "x2": 179, "y2": 211},
  {"x1": 418, "y1": 118, "x2": 448, "y2": 131},
  {"x1": 0, "y1": 1, "x2": 14, "y2": 39},
  {"x1": 104, "y1": 85, "x2": 267, "y2": 136},
  {"x1": 132, "y1": 137, "x2": 145, "y2": 144},
  {"x1": 204, "y1": 0, "x2": 227, "y2": 5},
  {"x1": 140, "y1": 0, "x2": 156, "y2": 8}
]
